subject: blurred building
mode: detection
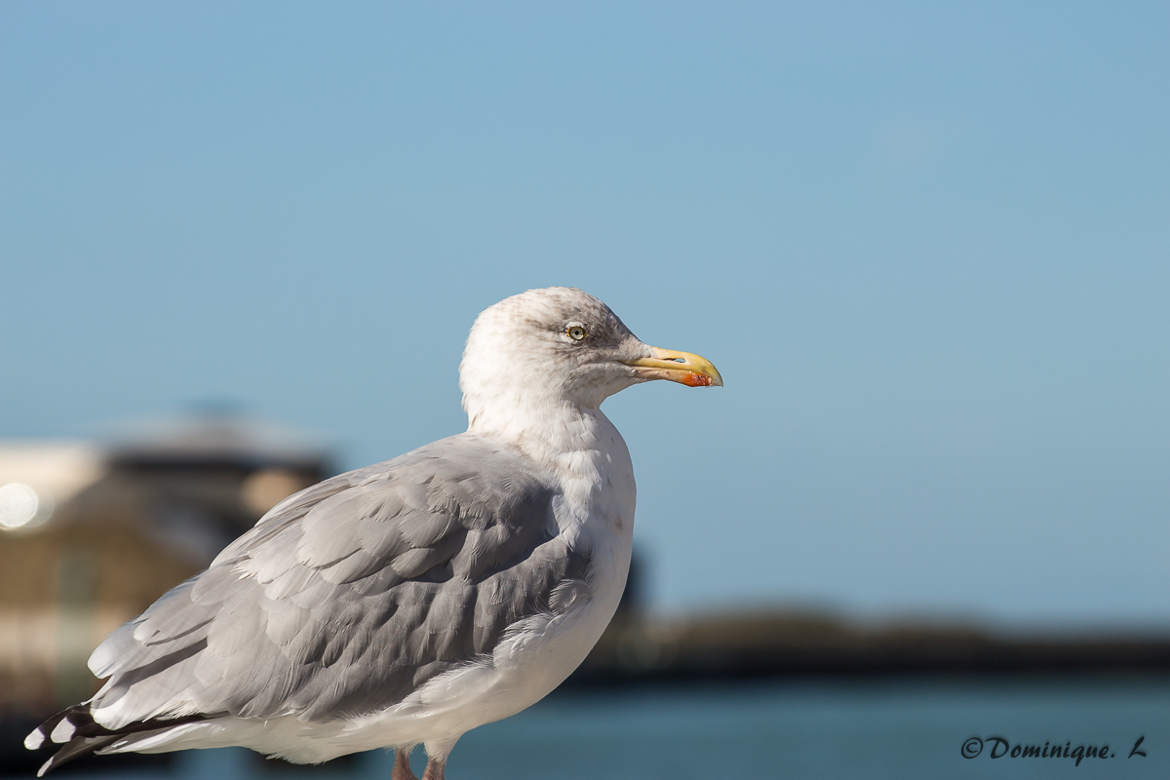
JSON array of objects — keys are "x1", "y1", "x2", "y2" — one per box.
[{"x1": 0, "y1": 411, "x2": 332, "y2": 718}]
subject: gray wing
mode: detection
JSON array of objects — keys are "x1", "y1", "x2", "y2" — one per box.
[{"x1": 87, "y1": 434, "x2": 591, "y2": 728}]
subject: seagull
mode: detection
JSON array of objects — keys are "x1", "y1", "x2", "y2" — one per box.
[{"x1": 24, "y1": 286, "x2": 722, "y2": 779}]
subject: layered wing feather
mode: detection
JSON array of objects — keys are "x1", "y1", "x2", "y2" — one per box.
[{"x1": 83, "y1": 434, "x2": 590, "y2": 728}]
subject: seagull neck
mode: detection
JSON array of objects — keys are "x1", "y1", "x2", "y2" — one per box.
[{"x1": 465, "y1": 396, "x2": 616, "y2": 466}]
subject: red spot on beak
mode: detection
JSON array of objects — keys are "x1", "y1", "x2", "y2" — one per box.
[{"x1": 683, "y1": 372, "x2": 713, "y2": 387}]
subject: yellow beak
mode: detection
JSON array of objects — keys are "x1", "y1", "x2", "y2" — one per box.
[{"x1": 624, "y1": 346, "x2": 724, "y2": 388}]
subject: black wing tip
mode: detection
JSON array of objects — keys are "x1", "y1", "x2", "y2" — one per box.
[
  {"x1": 25, "y1": 703, "x2": 213, "y2": 775},
  {"x1": 24, "y1": 704, "x2": 110, "y2": 776},
  {"x1": 35, "y1": 735, "x2": 120, "y2": 777},
  {"x1": 25, "y1": 705, "x2": 85, "y2": 750}
]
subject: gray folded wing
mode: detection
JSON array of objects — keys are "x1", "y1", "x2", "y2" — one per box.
[{"x1": 87, "y1": 434, "x2": 590, "y2": 727}]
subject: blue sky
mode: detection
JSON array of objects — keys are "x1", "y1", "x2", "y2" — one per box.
[{"x1": 3, "y1": 2, "x2": 1168, "y2": 626}]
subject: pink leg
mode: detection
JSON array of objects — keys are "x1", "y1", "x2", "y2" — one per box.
[
  {"x1": 392, "y1": 747, "x2": 419, "y2": 780},
  {"x1": 421, "y1": 757, "x2": 446, "y2": 780}
]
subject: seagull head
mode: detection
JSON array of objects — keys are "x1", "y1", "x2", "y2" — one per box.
[{"x1": 460, "y1": 287, "x2": 721, "y2": 430}]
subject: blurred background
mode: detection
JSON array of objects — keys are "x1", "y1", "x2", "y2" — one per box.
[{"x1": 2, "y1": 2, "x2": 1168, "y2": 778}]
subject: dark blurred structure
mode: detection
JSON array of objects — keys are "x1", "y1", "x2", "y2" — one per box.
[
  {"x1": 574, "y1": 606, "x2": 1170, "y2": 687},
  {"x1": 0, "y1": 410, "x2": 332, "y2": 772}
]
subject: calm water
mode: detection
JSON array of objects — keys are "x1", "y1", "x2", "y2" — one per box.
[{"x1": 13, "y1": 677, "x2": 1170, "y2": 779}]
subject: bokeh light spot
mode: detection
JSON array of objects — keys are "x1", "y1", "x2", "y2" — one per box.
[{"x1": 0, "y1": 482, "x2": 40, "y2": 530}]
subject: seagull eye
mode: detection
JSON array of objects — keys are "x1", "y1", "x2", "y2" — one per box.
[{"x1": 566, "y1": 325, "x2": 587, "y2": 341}]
